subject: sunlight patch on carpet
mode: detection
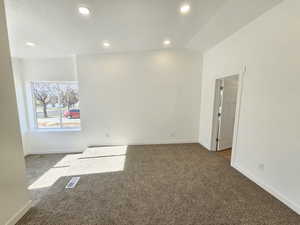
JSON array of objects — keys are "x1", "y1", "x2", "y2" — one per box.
[{"x1": 28, "y1": 146, "x2": 127, "y2": 190}]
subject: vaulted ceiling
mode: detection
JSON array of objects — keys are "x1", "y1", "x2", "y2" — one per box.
[{"x1": 4, "y1": 0, "x2": 282, "y2": 58}]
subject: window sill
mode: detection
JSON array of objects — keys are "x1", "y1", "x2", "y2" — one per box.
[{"x1": 31, "y1": 128, "x2": 81, "y2": 133}]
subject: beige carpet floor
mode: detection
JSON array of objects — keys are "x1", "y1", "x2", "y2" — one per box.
[{"x1": 19, "y1": 144, "x2": 300, "y2": 225}]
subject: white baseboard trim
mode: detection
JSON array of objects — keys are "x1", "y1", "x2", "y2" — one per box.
[
  {"x1": 232, "y1": 162, "x2": 300, "y2": 215},
  {"x1": 27, "y1": 139, "x2": 199, "y2": 155},
  {"x1": 27, "y1": 148, "x2": 84, "y2": 155},
  {"x1": 88, "y1": 138, "x2": 199, "y2": 147},
  {"x1": 5, "y1": 200, "x2": 32, "y2": 225},
  {"x1": 198, "y1": 138, "x2": 211, "y2": 151},
  {"x1": 127, "y1": 138, "x2": 198, "y2": 145}
]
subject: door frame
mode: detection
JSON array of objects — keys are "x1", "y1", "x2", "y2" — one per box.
[{"x1": 210, "y1": 68, "x2": 246, "y2": 165}]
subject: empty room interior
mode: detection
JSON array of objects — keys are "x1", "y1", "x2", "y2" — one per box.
[{"x1": 1, "y1": 0, "x2": 300, "y2": 224}]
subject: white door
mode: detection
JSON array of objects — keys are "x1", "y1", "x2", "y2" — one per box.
[{"x1": 217, "y1": 76, "x2": 238, "y2": 150}]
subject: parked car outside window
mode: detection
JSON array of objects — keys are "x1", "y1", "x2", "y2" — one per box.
[{"x1": 64, "y1": 109, "x2": 80, "y2": 119}]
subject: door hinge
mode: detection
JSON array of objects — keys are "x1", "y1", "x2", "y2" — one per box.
[{"x1": 220, "y1": 86, "x2": 224, "y2": 91}]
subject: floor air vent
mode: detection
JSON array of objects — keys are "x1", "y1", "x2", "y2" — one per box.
[{"x1": 65, "y1": 177, "x2": 80, "y2": 189}]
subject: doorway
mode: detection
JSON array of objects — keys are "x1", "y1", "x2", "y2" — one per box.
[{"x1": 212, "y1": 75, "x2": 239, "y2": 156}]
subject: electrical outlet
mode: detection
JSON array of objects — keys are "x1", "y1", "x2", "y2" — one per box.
[{"x1": 105, "y1": 133, "x2": 110, "y2": 138}]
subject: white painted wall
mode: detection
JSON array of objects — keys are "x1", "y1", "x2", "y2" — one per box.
[
  {"x1": 12, "y1": 58, "x2": 31, "y2": 155},
  {"x1": 198, "y1": 0, "x2": 300, "y2": 214},
  {"x1": 187, "y1": 0, "x2": 283, "y2": 51},
  {"x1": 19, "y1": 57, "x2": 77, "y2": 81},
  {"x1": 0, "y1": 0, "x2": 30, "y2": 224},
  {"x1": 77, "y1": 49, "x2": 202, "y2": 145},
  {"x1": 12, "y1": 49, "x2": 202, "y2": 154},
  {"x1": 12, "y1": 57, "x2": 85, "y2": 155}
]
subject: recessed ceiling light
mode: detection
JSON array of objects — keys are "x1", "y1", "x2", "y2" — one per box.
[
  {"x1": 103, "y1": 41, "x2": 111, "y2": 48},
  {"x1": 26, "y1": 42, "x2": 36, "y2": 47},
  {"x1": 180, "y1": 3, "x2": 190, "y2": 14},
  {"x1": 78, "y1": 6, "x2": 90, "y2": 15},
  {"x1": 163, "y1": 39, "x2": 171, "y2": 46}
]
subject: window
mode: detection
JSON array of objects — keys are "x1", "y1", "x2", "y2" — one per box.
[{"x1": 31, "y1": 81, "x2": 80, "y2": 130}]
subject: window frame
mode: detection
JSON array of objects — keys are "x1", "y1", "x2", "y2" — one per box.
[{"x1": 29, "y1": 81, "x2": 81, "y2": 132}]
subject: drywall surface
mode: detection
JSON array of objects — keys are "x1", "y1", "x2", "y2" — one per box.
[
  {"x1": 187, "y1": 0, "x2": 282, "y2": 51},
  {"x1": 0, "y1": 0, "x2": 30, "y2": 224},
  {"x1": 19, "y1": 57, "x2": 77, "y2": 81},
  {"x1": 198, "y1": 0, "x2": 300, "y2": 213},
  {"x1": 77, "y1": 49, "x2": 202, "y2": 145},
  {"x1": 12, "y1": 50, "x2": 202, "y2": 154},
  {"x1": 12, "y1": 58, "x2": 31, "y2": 155},
  {"x1": 11, "y1": 57, "x2": 85, "y2": 154}
]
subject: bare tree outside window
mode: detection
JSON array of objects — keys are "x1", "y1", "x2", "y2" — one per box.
[
  {"x1": 32, "y1": 82, "x2": 58, "y2": 118},
  {"x1": 31, "y1": 81, "x2": 80, "y2": 129},
  {"x1": 60, "y1": 85, "x2": 80, "y2": 111}
]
